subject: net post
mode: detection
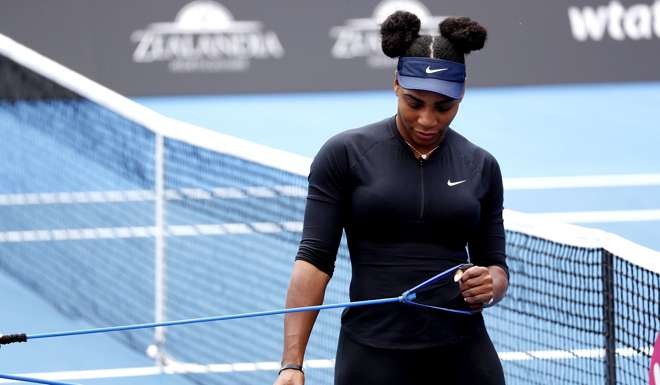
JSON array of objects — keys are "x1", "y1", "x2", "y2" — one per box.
[
  {"x1": 154, "y1": 133, "x2": 167, "y2": 366},
  {"x1": 602, "y1": 249, "x2": 616, "y2": 385}
]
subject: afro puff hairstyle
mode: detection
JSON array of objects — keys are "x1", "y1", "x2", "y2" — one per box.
[{"x1": 381, "y1": 11, "x2": 487, "y2": 64}]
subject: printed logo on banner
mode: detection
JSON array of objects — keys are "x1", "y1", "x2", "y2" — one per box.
[
  {"x1": 330, "y1": 0, "x2": 446, "y2": 68},
  {"x1": 131, "y1": 0, "x2": 284, "y2": 73},
  {"x1": 568, "y1": 0, "x2": 660, "y2": 41}
]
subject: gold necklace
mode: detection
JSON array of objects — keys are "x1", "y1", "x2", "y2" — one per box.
[{"x1": 404, "y1": 140, "x2": 440, "y2": 160}]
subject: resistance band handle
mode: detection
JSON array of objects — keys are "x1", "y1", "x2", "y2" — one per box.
[{"x1": 0, "y1": 333, "x2": 27, "y2": 346}]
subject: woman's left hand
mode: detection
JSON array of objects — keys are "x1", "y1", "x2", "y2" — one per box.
[{"x1": 458, "y1": 265, "x2": 508, "y2": 310}]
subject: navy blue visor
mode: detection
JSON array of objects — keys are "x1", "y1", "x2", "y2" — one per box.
[{"x1": 396, "y1": 57, "x2": 466, "y2": 99}]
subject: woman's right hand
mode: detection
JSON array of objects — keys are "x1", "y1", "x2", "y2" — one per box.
[{"x1": 273, "y1": 369, "x2": 304, "y2": 385}]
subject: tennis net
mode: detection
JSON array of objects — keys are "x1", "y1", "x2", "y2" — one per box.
[{"x1": 0, "y1": 33, "x2": 658, "y2": 385}]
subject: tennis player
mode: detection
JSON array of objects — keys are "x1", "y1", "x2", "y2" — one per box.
[{"x1": 275, "y1": 11, "x2": 508, "y2": 385}]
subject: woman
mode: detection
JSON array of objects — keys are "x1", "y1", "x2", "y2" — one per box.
[{"x1": 275, "y1": 11, "x2": 508, "y2": 385}]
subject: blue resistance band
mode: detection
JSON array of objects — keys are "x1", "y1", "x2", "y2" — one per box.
[
  {"x1": 0, "y1": 264, "x2": 476, "y2": 371},
  {"x1": 0, "y1": 373, "x2": 79, "y2": 385}
]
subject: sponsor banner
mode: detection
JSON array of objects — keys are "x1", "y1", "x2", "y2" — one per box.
[
  {"x1": 569, "y1": 1, "x2": 660, "y2": 41},
  {"x1": 131, "y1": 1, "x2": 285, "y2": 73},
  {"x1": 0, "y1": 0, "x2": 659, "y2": 95}
]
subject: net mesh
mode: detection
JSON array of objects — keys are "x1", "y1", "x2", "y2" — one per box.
[
  {"x1": 0, "y1": 35, "x2": 658, "y2": 385},
  {"x1": 487, "y1": 233, "x2": 605, "y2": 383}
]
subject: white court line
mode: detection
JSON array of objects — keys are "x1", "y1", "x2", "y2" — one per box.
[
  {"x1": 0, "y1": 222, "x2": 304, "y2": 243},
  {"x1": 0, "y1": 347, "x2": 652, "y2": 383},
  {"x1": 504, "y1": 173, "x2": 660, "y2": 190},
  {"x1": 0, "y1": 186, "x2": 307, "y2": 206},
  {"x1": 528, "y1": 209, "x2": 660, "y2": 223}
]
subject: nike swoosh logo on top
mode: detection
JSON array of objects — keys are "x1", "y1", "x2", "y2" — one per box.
[
  {"x1": 425, "y1": 66, "x2": 448, "y2": 74},
  {"x1": 447, "y1": 179, "x2": 467, "y2": 187}
]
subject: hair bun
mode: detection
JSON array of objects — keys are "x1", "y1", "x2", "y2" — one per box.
[
  {"x1": 439, "y1": 17, "x2": 487, "y2": 54},
  {"x1": 380, "y1": 11, "x2": 421, "y2": 58}
]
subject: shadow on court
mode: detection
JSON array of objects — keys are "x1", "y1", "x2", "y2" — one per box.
[{"x1": 0, "y1": 270, "x2": 196, "y2": 385}]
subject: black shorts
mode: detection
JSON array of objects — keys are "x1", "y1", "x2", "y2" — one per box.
[{"x1": 334, "y1": 330, "x2": 505, "y2": 385}]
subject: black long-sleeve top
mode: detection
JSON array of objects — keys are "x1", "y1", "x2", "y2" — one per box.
[{"x1": 296, "y1": 116, "x2": 507, "y2": 349}]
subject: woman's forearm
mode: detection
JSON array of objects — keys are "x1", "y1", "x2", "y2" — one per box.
[{"x1": 281, "y1": 260, "x2": 331, "y2": 365}]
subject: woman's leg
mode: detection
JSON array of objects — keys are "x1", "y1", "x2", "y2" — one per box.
[
  {"x1": 334, "y1": 331, "x2": 414, "y2": 385},
  {"x1": 418, "y1": 332, "x2": 505, "y2": 385}
]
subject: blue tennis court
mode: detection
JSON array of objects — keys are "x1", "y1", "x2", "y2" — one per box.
[{"x1": 1, "y1": 33, "x2": 658, "y2": 385}]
